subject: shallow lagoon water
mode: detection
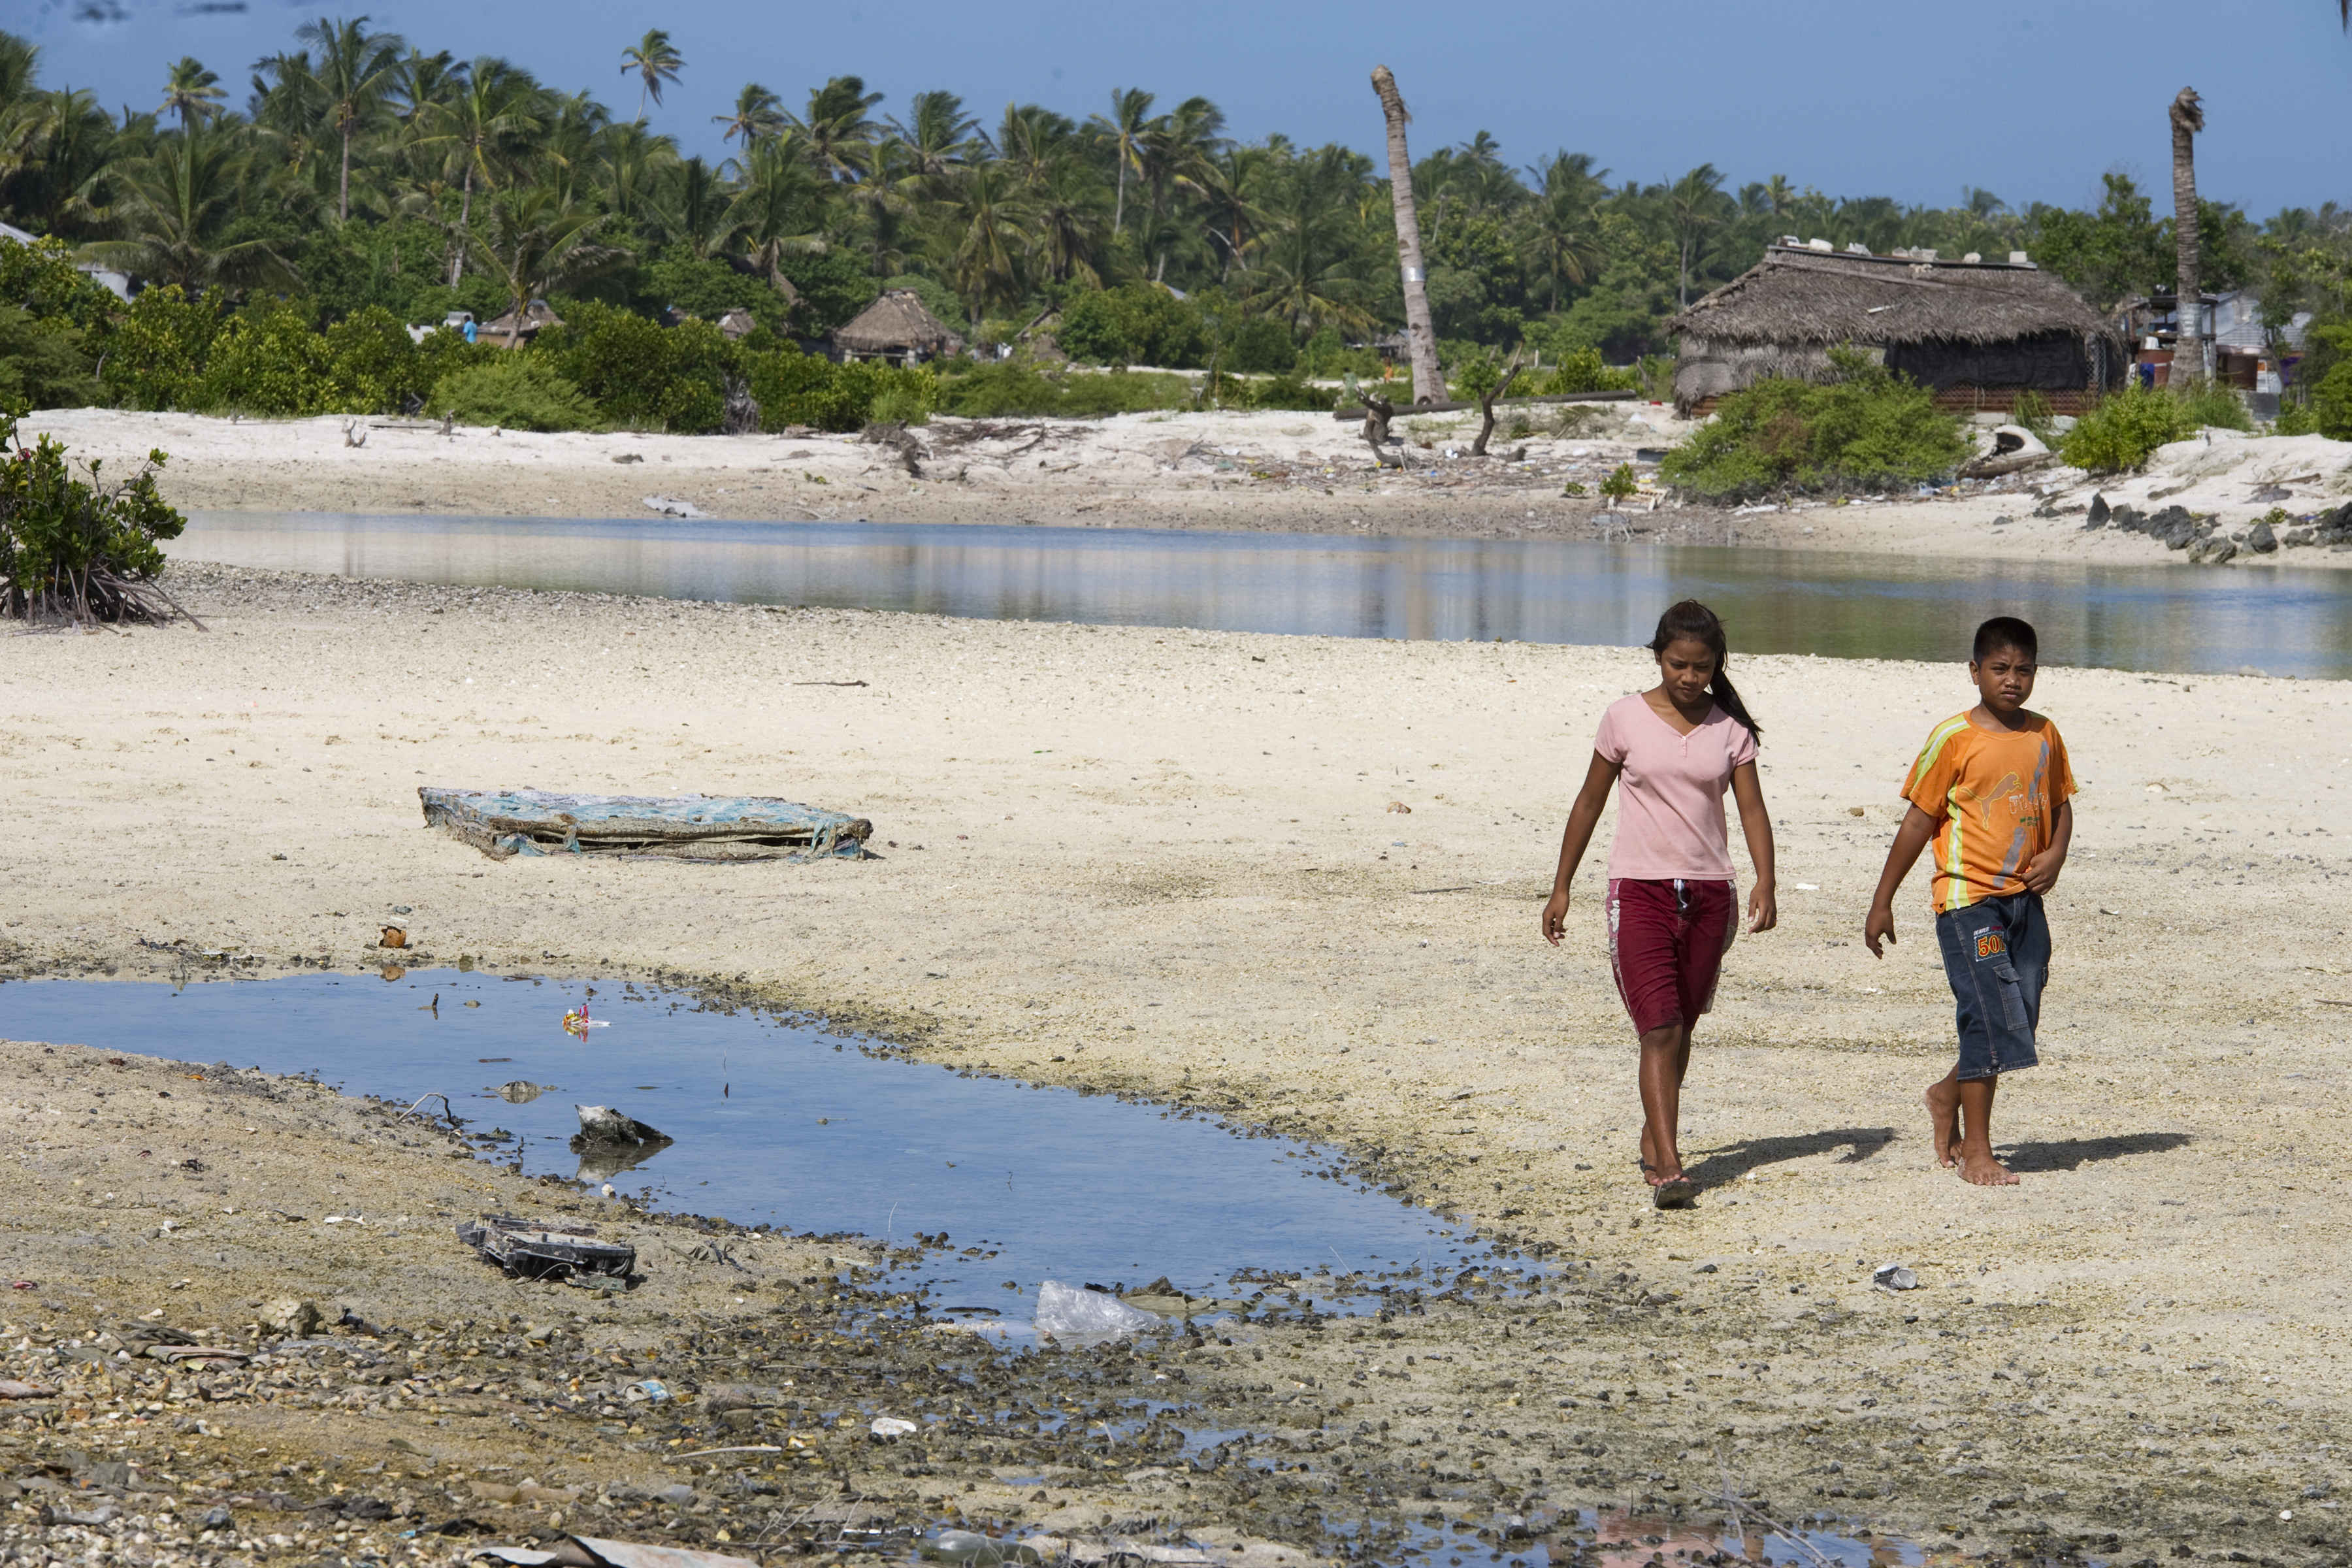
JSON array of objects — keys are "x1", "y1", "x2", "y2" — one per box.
[
  {"x1": 172, "y1": 511, "x2": 2352, "y2": 678},
  {"x1": 0, "y1": 968, "x2": 1492, "y2": 1321}
]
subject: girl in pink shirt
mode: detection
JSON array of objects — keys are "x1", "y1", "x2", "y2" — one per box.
[{"x1": 1541, "y1": 600, "x2": 1778, "y2": 1207}]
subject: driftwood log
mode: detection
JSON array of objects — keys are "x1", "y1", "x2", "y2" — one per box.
[
  {"x1": 1957, "y1": 449, "x2": 2058, "y2": 480},
  {"x1": 1356, "y1": 392, "x2": 1404, "y2": 468},
  {"x1": 1328, "y1": 389, "x2": 1634, "y2": 420}
]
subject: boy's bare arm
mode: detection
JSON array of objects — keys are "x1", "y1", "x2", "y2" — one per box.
[
  {"x1": 2019, "y1": 797, "x2": 2073, "y2": 894},
  {"x1": 1541, "y1": 751, "x2": 1622, "y2": 946},
  {"x1": 1864, "y1": 804, "x2": 1940, "y2": 957}
]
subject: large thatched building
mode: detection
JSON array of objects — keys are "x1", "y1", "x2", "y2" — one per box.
[
  {"x1": 1669, "y1": 242, "x2": 2126, "y2": 416},
  {"x1": 830, "y1": 289, "x2": 963, "y2": 365}
]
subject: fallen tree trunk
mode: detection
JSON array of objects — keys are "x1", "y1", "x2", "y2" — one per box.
[{"x1": 1330, "y1": 389, "x2": 1636, "y2": 419}]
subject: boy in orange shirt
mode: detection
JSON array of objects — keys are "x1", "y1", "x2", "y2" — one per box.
[{"x1": 1864, "y1": 616, "x2": 2075, "y2": 1186}]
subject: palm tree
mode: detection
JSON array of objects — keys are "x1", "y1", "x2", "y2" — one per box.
[
  {"x1": 295, "y1": 14, "x2": 406, "y2": 223},
  {"x1": 1026, "y1": 154, "x2": 1108, "y2": 286},
  {"x1": 1663, "y1": 163, "x2": 1729, "y2": 306},
  {"x1": 157, "y1": 57, "x2": 224, "y2": 130},
  {"x1": 884, "y1": 90, "x2": 980, "y2": 180},
  {"x1": 618, "y1": 29, "x2": 683, "y2": 123},
  {"x1": 2170, "y1": 86, "x2": 2210, "y2": 382},
  {"x1": 1087, "y1": 86, "x2": 1153, "y2": 235},
  {"x1": 466, "y1": 183, "x2": 627, "y2": 322},
  {"x1": 792, "y1": 75, "x2": 884, "y2": 180},
  {"x1": 87, "y1": 124, "x2": 297, "y2": 291},
  {"x1": 714, "y1": 83, "x2": 782, "y2": 148},
  {"x1": 1188, "y1": 145, "x2": 1270, "y2": 282},
  {"x1": 418, "y1": 56, "x2": 543, "y2": 280},
  {"x1": 941, "y1": 161, "x2": 1029, "y2": 321},
  {"x1": 387, "y1": 48, "x2": 462, "y2": 135},
  {"x1": 0, "y1": 32, "x2": 36, "y2": 108},
  {"x1": 727, "y1": 132, "x2": 827, "y2": 292},
  {"x1": 1525, "y1": 152, "x2": 1608, "y2": 310},
  {"x1": 1369, "y1": 65, "x2": 1441, "y2": 404},
  {"x1": 595, "y1": 118, "x2": 678, "y2": 227}
]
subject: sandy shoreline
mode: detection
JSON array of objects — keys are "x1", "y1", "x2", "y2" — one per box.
[
  {"x1": 2, "y1": 560, "x2": 2349, "y2": 1557},
  {"x1": 23, "y1": 406, "x2": 2352, "y2": 569}
]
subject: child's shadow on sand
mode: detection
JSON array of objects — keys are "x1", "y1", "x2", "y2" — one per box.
[
  {"x1": 1998, "y1": 1131, "x2": 2191, "y2": 1171},
  {"x1": 1684, "y1": 1126, "x2": 1897, "y2": 1187}
]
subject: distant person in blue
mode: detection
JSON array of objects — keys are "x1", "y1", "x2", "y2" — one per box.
[{"x1": 463, "y1": 318, "x2": 477, "y2": 344}]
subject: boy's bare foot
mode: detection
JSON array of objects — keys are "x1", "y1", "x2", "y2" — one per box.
[
  {"x1": 1923, "y1": 1079, "x2": 1961, "y2": 1169},
  {"x1": 1957, "y1": 1147, "x2": 2019, "y2": 1186}
]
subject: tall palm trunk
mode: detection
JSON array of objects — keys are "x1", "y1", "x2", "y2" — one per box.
[
  {"x1": 1113, "y1": 155, "x2": 1126, "y2": 235},
  {"x1": 1371, "y1": 65, "x2": 1442, "y2": 406},
  {"x1": 449, "y1": 162, "x2": 475, "y2": 286},
  {"x1": 339, "y1": 117, "x2": 352, "y2": 222},
  {"x1": 2169, "y1": 87, "x2": 2210, "y2": 384}
]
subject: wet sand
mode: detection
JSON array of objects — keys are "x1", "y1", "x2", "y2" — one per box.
[{"x1": 1, "y1": 562, "x2": 2348, "y2": 1561}]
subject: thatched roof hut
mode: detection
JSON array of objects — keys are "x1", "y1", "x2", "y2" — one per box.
[
  {"x1": 1668, "y1": 243, "x2": 2126, "y2": 416},
  {"x1": 717, "y1": 307, "x2": 759, "y2": 340},
  {"x1": 831, "y1": 289, "x2": 963, "y2": 363},
  {"x1": 480, "y1": 298, "x2": 564, "y2": 350}
]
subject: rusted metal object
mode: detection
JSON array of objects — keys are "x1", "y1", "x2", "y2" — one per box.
[{"x1": 454, "y1": 1216, "x2": 636, "y2": 1282}]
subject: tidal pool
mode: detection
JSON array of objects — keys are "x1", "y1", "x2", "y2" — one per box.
[
  {"x1": 171, "y1": 512, "x2": 2352, "y2": 679},
  {"x1": 0, "y1": 968, "x2": 1500, "y2": 1320}
]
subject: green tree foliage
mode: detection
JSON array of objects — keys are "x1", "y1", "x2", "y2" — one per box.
[
  {"x1": 0, "y1": 409, "x2": 188, "y2": 625},
  {"x1": 743, "y1": 347, "x2": 934, "y2": 431},
  {"x1": 426, "y1": 354, "x2": 601, "y2": 430},
  {"x1": 91, "y1": 286, "x2": 221, "y2": 410},
  {"x1": 0, "y1": 18, "x2": 2338, "y2": 423},
  {"x1": 934, "y1": 363, "x2": 1192, "y2": 418},
  {"x1": 1533, "y1": 345, "x2": 1639, "y2": 395},
  {"x1": 1658, "y1": 350, "x2": 1969, "y2": 500},
  {"x1": 0, "y1": 235, "x2": 119, "y2": 328}
]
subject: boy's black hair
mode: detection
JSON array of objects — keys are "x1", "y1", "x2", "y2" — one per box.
[
  {"x1": 1972, "y1": 615, "x2": 2038, "y2": 663},
  {"x1": 1648, "y1": 599, "x2": 1762, "y2": 740}
]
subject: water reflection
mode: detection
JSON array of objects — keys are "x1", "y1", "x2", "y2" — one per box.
[{"x1": 172, "y1": 512, "x2": 2352, "y2": 678}]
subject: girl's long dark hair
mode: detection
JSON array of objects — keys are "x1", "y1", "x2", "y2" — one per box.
[{"x1": 1648, "y1": 598, "x2": 1763, "y2": 741}]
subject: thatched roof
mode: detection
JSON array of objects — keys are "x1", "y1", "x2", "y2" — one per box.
[
  {"x1": 717, "y1": 307, "x2": 759, "y2": 340},
  {"x1": 832, "y1": 289, "x2": 962, "y2": 355},
  {"x1": 481, "y1": 299, "x2": 563, "y2": 346},
  {"x1": 1669, "y1": 245, "x2": 2117, "y2": 349}
]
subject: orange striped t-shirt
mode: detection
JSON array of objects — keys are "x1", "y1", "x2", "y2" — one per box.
[{"x1": 1900, "y1": 711, "x2": 2076, "y2": 913}]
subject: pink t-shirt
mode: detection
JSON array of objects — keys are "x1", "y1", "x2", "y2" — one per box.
[{"x1": 1592, "y1": 693, "x2": 1757, "y2": 881}]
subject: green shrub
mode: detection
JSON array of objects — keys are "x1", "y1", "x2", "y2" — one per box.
[
  {"x1": 541, "y1": 302, "x2": 738, "y2": 432},
  {"x1": 195, "y1": 299, "x2": 337, "y2": 416},
  {"x1": 319, "y1": 306, "x2": 429, "y2": 414},
  {"x1": 426, "y1": 355, "x2": 602, "y2": 431},
  {"x1": 1658, "y1": 348, "x2": 1969, "y2": 500},
  {"x1": 1224, "y1": 372, "x2": 1332, "y2": 412},
  {"x1": 1534, "y1": 344, "x2": 1639, "y2": 396},
  {"x1": 740, "y1": 344, "x2": 936, "y2": 432},
  {"x1": 1297, "y1": 326, "x2": 1381, "y2": 380},
  {"x1": 0, "y1": 309, "x2": 97, "y2": 408},
  {"x1": 1056, "y1": 284, "x2": 1205, "y2": 368},
  {"x1": 1224, "y1": 318, "x2": 1298, "y2": 375},
  {"x1": 1599, "y1": 463, "x2": 1638, "y2": 502},
  {"x1": 0, "y1": 235, "x2": 122, "y2": 330},
  {"x1": 635, "y1": 247, "x2": 787, "y2": 335},
  {"x1": 2058, "y1": 380, "x2": 2250, "y2": 472},
  {"x1": 0, "y1": 408, "x2": 188, "y2": 625},
  {"x1": 94, "y1": 286, "x2": 223, "y2": 411},
  {"x1": 934, "y1": 362, "x2": 1194, "y2": 418}
]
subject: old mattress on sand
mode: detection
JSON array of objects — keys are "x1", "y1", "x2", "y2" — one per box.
[{"x1": 419, "y1": 787, "x2": 872, "y2": 861}]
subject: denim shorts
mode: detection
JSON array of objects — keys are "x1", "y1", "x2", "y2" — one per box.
[{"x1": 1934, "y1": 892, "x2": 2047, "y2": 1080}]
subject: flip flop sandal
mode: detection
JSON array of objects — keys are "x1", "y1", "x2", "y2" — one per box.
[{"x1": 1651, "y1": 1172, "x2": 1697, "y2": 1209}]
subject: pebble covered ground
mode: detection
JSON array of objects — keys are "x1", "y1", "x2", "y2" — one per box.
[{"x1": 1, "y1": 563, "x2": 2348, "y2": 1567}]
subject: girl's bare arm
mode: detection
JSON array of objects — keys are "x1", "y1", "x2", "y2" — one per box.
[
  {"x1": 1541, "y1": 751, "x2": 1620, "y2": 946},
  {"x1": 1728, "y1": 759, "x2": 1777, "y2": 933}
]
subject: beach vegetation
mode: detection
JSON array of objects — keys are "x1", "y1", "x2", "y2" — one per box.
[
  {"x1": 1659, "y1": 348, "x2": 1969, "y2": 500},
  {"x1": 2057, "y1": 380, "x2": 2253, "y2": 472},
  {"x1": 0, "y1": 408, "x2": 190, "y2": 625},
  {"x1": 425, "y1": 355, "x2": 602, "y2": 431}
]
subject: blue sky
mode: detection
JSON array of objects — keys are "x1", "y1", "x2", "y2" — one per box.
[{"x1": 21, "y1": 0, "x2": 2348, "y2": 220}]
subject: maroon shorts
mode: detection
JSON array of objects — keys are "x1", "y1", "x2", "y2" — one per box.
[{"x1": 1607, "y1": 878, "x2": 1737, "y2": 1035}]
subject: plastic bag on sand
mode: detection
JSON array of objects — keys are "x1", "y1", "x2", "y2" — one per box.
[{"x1": 1033, "y1": 1281, "x2": 1155, "y2": 1338}]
